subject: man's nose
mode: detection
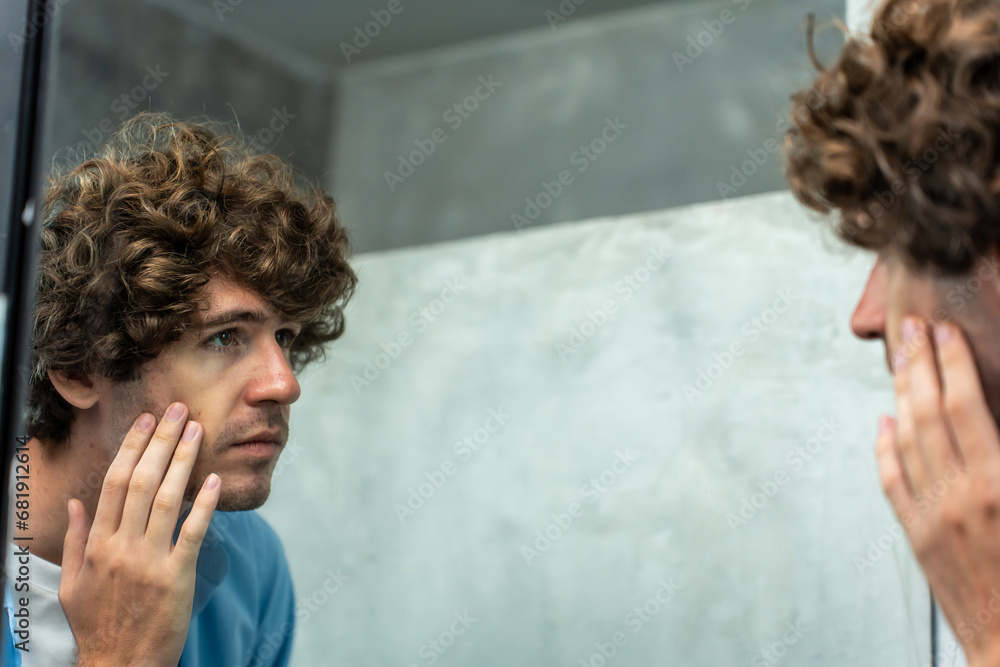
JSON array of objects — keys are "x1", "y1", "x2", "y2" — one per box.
[
  {"x1": 247, "y1": 338, "x2": 302, "y2": 406},
  {"x1": 851, "y1": 256, "x2": 888, "y2": 341}
]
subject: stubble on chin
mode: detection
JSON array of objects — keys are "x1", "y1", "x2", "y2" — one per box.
[
  {"x1": 215, "y1": 482, "x2": 272, "y2": 511},
  {"x1": 186, "y1": 455, "x2": 276, "y2": 512}
]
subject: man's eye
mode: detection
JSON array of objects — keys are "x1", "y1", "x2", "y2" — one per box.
[
  {"x1": 276, "y1": 329, "x2": 298, "y2": 348},
  {"x1": 207, "y1": 330, "x2": 237, "y2": 348}
]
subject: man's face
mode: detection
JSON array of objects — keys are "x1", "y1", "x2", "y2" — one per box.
[
  {"x1": 105, "y1": 275, "x2": 302, "y2": 511},
  {"x1": 851, "y1": 249, "x2": 1000, "y2": 420}
]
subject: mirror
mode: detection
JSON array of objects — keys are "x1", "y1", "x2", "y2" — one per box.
[{"x1": 20, "y1": 0, "x2": 937, "y2": 664}]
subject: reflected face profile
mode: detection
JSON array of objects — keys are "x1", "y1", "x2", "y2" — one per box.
[
  {"x1": 851, "y1": 250, "x2": 1000, "y2": 419},
  {"x1": 105, "y1": 275, "x2": 302, "y2": 511},
  {"x1": 851, "y1": 253, "x2": 933, "y2": 374}
]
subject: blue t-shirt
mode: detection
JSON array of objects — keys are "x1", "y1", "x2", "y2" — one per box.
[{"x1": 4, "y1": 509, "x2": 295, "y2": 667}]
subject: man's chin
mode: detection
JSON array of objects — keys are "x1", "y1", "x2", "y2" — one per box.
[
  {"x1": 185, "y1": 475, "x2": 272, "y2": 511},
  {"x1": 215, "y1": 483, "x2": 271, "y2": 511}
]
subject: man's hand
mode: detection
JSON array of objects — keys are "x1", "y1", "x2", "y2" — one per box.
[
  {"x1": 58, "y1": 402, "x2": 221, "y2": 667},
  {"x1": 878, "y1": 316, "x2": 1000, "y2": 667}
]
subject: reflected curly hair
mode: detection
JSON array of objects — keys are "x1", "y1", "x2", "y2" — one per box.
[
  {"x1": 29, "y1": 112, "x2": 357, "y2": 449},
  {"x1": 783, "y1": 0, "x2": 1000, "y2": 275}
]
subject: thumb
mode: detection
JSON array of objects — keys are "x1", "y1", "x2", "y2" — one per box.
[{"x1": 59, "y1": 499, "x2": 91, "y2": 585}]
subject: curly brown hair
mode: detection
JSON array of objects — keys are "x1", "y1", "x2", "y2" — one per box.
[
  {"x1": 783, "y1": 0, "x2": 1000, "y2": 275},
  {"x1": 29, "y1": 112, "x2": 357, "y2": 449}
]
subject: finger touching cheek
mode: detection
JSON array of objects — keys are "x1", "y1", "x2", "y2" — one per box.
[{"x1": 876, "y1": 415, "x2": 917, "y2": 518}]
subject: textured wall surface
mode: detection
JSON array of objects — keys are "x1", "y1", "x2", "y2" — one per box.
[
  {"x1": 260, "y1": 191, "x2": 931, "y2": 666},
  {"x1": 329, "y1": 0, "x2": 844, "y2": 253},
  {"x1": 43, "y1": 0, "x2": 333, "y2": 181}
]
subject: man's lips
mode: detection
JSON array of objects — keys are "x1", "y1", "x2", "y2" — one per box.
[
  {"x1": 232, "y1": 430, "x2": 282, "y2": 445},
  {"x1": 229, "y1": 431, "x2": 283, "y2": 457}
]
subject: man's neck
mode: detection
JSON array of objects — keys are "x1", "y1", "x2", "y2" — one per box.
[{"x1": 10, "y1": 437, "x2": 112, "y2": 566}]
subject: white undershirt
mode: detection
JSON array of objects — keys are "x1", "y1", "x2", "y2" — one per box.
[{"x1": 4, "y1": 541, "x2": 76, "y2": 666}]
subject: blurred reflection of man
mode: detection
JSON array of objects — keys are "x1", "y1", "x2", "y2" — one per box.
[
  {"x1": 3, "y1": 112, "x2": 356, "y2": 666},
  {"x1": 784, "y1": 0, "x2": 1000, "y2": 664}
]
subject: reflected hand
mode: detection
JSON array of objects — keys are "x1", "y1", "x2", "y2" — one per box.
[
  {"x1": 57, "y1": 402, "x2": 221, "y2": 667},
  {"x1": 877, "y1": 317, "x2": 1000, "y2": 667}
]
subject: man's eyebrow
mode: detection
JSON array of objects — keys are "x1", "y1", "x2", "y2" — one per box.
[{"x1": 197, "y1": 309, "x2": 268, "y2": 330}]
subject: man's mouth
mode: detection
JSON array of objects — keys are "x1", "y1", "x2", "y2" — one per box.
[{"x1": 230, "y1": 430, "x2": 283, "y2": 458}]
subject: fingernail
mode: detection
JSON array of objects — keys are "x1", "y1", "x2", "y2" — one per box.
[
  {"x1": 136, "y1": 414, "x2": 154, "y2": 432},
  {"x1": 878, "y1": 415, "x2": 892, "y2": 434},
  {"x1": 182, "y1": 421, "x2": 199, "y2": 442},
  {"x1": 205, "y1": 473, "x2": 220, "y2": 490},
  {"x1": 166, "y1": 403, "x2": 185, "y2": 422},
  {"x1": 903, "y1": 317, "x2": 917, "y2": 341},
  {"x1": 934, "y1": 322, "x2": 953, "y2": 344}
]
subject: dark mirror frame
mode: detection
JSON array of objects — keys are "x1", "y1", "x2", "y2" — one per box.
[{"x1": 1, "y1": 0, "x2": 54, "y2": 578}]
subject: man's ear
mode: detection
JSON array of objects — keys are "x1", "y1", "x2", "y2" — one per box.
[{"x1": 47, "y1": 370, "x2": 100, "y2": 410}]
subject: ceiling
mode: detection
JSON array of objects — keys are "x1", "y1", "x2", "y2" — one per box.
[{"x1": 152, "y1": 0, "x2": 680, "y2": 76}]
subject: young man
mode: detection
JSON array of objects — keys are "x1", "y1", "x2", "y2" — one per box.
[
  {"x1": 3, "y1": 113, "x2": 357, "y2": 665},
  {"x1": 785, "y1": 0, "x2": 1000, "y2": 663}
]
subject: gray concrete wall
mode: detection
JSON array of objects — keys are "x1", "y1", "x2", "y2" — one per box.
[
  {"x1": 260, "y1": 191, "x2": 931, "y2": 666},
  {"x1": 42, "y1": 0, "x2": 333, "y2": 181},
  {"x1": 329, "y1": 0, "x2": 845, "y2": 253}
]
